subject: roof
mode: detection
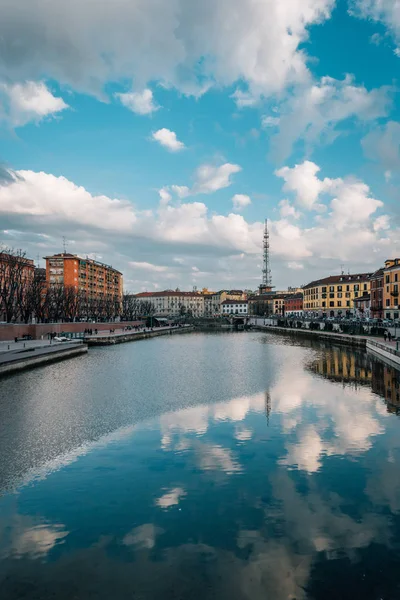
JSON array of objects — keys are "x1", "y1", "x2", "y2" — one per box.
[
  {"x1": 370, "y1": 268, "x2": 384, "y2": 279},
  {"x1": 134, "y1": 291, "x2": 204, "y2": 298},
  {"x1": 221, "y1": 299, "x2": 248, "y2": 305},
  {"x1": 284, "y1": 293, "x2": 303, "y2": 300},
  {"x1": 44, "y1": 253, "x2": 122, "y2": 275},
  {"x1": 303, "y1": 273, "x2": 373, "y2": 289}
]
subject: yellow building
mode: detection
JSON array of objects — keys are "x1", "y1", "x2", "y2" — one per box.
[
  {"x1": 303, "y1": 273, "x2": 372, "y2": 317},
  {"x1": 383, "y1": 259, "x2": 400, "y2": 320}
]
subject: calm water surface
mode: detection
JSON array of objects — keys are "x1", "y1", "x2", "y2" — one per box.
[{"x1": 1, "y1": 331, "x2": 400, "y2": 599}]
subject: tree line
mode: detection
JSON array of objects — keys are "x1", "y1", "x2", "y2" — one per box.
[{"x1": 0, "y1": 247, "x2": 155, "y2": 323}]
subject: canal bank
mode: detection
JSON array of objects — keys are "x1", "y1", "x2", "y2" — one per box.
[
  {"x1": 254, "y1": 324, "x2": 367, "y2": 348},
  {"x1": 256, "y1": 323, "x2": 400, "y2": 370},
  {"x1": 0, "y1": 342, "x2": 88, "y2": 377},
  {"x1": 85, "y1": 325, "x2": 194, "y2": 346}
]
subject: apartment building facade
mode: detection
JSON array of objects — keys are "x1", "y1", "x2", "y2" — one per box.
[
  {"x1": 134, "y1": 291, "x2": 206, "y2": 317},
  {"x1": 44, "y1": 253, "x2": 123, "y2": 303},
  {"x1": 284, "y1": 293, "x2": 304, "y2": 317},
  {"x1": 383, "y1": 259, "x2": 400, "y2": 320},
  {"x1": 221, "y1": 300, "x2": 248, "y2": 315},
  {"x1": 303, "y1": 273, "x2": 372, "y2": 317},
  {"x1": 370, "y1": 268, "x2": 384, "y2": 319}
]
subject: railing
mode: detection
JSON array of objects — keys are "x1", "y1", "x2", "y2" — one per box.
[{"x1": 367, "y1": 339, "x2": 400, "y2": 359}]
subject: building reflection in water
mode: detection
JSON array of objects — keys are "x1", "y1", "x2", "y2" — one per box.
[{"x1": 309, "y1": 345, "x2": 400, "y2": 415}]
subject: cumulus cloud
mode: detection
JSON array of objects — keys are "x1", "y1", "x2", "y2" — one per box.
[
  {"x1": 0, "y1": 169, "x2": 136, "y2": 231},
  {"x1": 115, "y1": 88, "x2": 159, "y2": 115},
  {"x1": 152, "y1": 128, "x2": 185, "y2": 151},
  {"x1": 0, "y1": 0, "x2": 335, "y2": 99},
  {"x1": 0, "y1": 81, "x2": 68, "y2": 126},
  {"x1": 350, "y1": 0, "x2": 400, "y2": 54},
  {"x1": 270, "y1": 75, "x2": 392, "y2": 161},
  {"x1": 232, "y1": 194, "x2": 251, "y2": 212},
  {"x1": 276, "y1": 161, "x2": 334, "y2": 210},
  {"x1": 129, "y1": 261, "x2": 168, "y2": 272},
  {"x1": 279, "y1": 199, "x2": 300, "y2": 219},
  {"x1": 192, "y1": 163, "x2": 242, "y2": 195}
]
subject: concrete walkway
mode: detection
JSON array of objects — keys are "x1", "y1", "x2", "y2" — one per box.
[{"x1": 0, "y1": 338, "x2": 80, "y2": 355}]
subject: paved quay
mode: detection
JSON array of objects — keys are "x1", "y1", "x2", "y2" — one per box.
[
  {"x1": 256, "y1": 323, "x2": 400, "y2": 368},
  {"x1": 0, "y1": 340, "x2": 88, "y2": 377},
  {"x1": 85, "y1": 325, "x2": 194, "y2": 346}
]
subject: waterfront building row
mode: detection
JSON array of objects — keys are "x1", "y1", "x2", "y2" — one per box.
[{"x1": 133, "y1": 289, "x2": 247, "y2": 317}]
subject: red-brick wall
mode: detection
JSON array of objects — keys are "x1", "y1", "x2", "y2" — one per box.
[{"x1": 0, "y1": 321, "x2": 144, "y2": 341}]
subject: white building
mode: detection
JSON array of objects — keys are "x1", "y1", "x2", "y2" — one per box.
[
  {"x1": 221, "y1": 300, "x2": 248, "y2": 315},
  {"x1": 134, "y1": 291, "x2": 206, "y2": 317}
]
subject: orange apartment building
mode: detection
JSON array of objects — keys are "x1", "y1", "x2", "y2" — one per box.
[{"x1": 44, "y1": 253, "x2": 123, "y2": 303}]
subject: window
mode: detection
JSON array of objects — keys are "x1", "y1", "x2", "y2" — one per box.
[
  {"x1": 364, "y1": 283, "x2": 367, "y2": 290},
  {"x1": 337, "y1": 292, "x2": 342, "y2": 298},
  {"x1": 346, "y1": 301, "x2": 350, "y2": 307},
  {"x1": 354, "y1": 292, "x2": 358, "y2": 298},
  {"x1": 386, "y1": 299, "x2": 390, "y2": 306},
  {"x1": 345, "y1": 292, "x2": 351, "y2": 298},
  {"x1": 395, "y1": 274, "x2": 398, "y2": 282},
  {"x1": 329, "y1": 286, "x2": 334, "y2": 292},
  {"x1": 322, "y1": 302, "x2": 326, "y2": 308},
  {"x1": 322, "y1": 287, "x2": 327, "y2": 293},
  {"x1": 387, "y1": 286, "x2": 390, "y2": 293},
  {"x1": 337, "y1": 285, "x2": 342, "y2": 292},
  {"x1": 338, "y1": 301, "x2": 342, "y2": 307},
  {"x1": 387, "y1": 312, "x2": 391, "y2": 319},
  {"x1": 395, "y1": 312, "x2": 399, "y2": 320},
  {"x1": 386, "y1": 275, "x2": 390, "y2": 283},
  {"x1": 346, "y1": 285, "x2": 350, "y2": 292},
  {"x1": 329, "y1": 301, "x2": 334, "y2": 307},
  {"x1": 354, "y1": 285, "x2": 359, "y2": 291}
]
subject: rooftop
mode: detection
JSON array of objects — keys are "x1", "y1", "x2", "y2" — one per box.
[
  {"x1": 303, "y1": 273, "x2": 373, "y2": 289},
  {"x1": 221, "y1": 299, "x2": 248, "y2": 305},
  {"x1": 44, "y1": 253, "x2": 122, "y2": 275}
]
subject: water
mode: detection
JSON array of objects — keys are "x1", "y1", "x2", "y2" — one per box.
[{"x1": 1, "y1": 331, "x2": 400, "y2": 599}]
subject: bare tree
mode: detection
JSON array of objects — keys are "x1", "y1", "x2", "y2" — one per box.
[{"x1": 0, "y1": 246, "x2": 33, "y2": 322}]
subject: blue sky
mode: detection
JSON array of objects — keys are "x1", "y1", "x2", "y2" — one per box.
[{"x1": 0, "y1": 0, "x2": 399, "y2": 291}]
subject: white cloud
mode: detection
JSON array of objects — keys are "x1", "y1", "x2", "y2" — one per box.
[
  {"x1": 279, "y1": 199, "x2": 300, "y2": 219},
  {"x1": 152, "y1": 128, "x2": 185, "y2": 151},
  {"x1": 271, "y1": 76, "x2": 392, "y2": 161},
  {"x1": 0, "y1": 0, "x2": 335, "y2": 99},
  {"x1": 129, "y1": 261, "x2": 168, "y2": 272},
  {"x1": 193, "y1": 163, "x2": 242, "y2": 195},
  {"x1": 115, "y1": 88, "x2": 159, "y2": 115},
  {"x1": 350, "y1": 0, "x2": 400, "y2": 54},
  {"x1": 262, "y1": 115, "x2": 280, "y2": 128},
  {"x1": 232, "y1": 194, "x2": 251, "y2": 212},
  {"x1": 288, "y1": 261, "x2": 304, "y2": 270},
  {"x1": 0, "y1": 169, "x2": 137, "y2": 231},
  {"x1": 156, "y1": 487, "x2": 186, "y2": 509},
  {"x1": 158, "y1": 187, "x2": 172, "y2": 205},
  {"x1": 276, "y1": 161, "x2": 334, "y2": 210},
  {"x1": 171, "y1": 185, "x2": 190, "y2": 198},
  {"x1": 123, "y1": 524, "x2": 164, "y2": 549},
  {"x1": 0, "y1": 81, "x2": 68, "y2": 126}
]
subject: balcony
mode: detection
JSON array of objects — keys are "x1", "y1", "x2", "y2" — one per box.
[{"x1": 391, "y1": 290, "x2": 399, "y2": 297}]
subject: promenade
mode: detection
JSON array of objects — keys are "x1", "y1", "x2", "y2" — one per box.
[{"x1": 0, "y1": 339, "x2": 87, "y2": 376}]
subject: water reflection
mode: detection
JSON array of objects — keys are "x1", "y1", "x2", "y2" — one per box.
[{"x1": 1, "y1": 335, "x2": 400, "y2": 599}]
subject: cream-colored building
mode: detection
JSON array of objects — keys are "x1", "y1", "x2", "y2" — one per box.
[
  {"x1": 303, "y1": 273, "x2": 372, "y2": 317},
  {"x1": 134, "y1": 290, "x2": 206, "y2": 317}
]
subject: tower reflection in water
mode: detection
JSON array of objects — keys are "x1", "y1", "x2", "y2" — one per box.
[{"x1": 309, "y1": 345, "x2": 400, "y2": 414}]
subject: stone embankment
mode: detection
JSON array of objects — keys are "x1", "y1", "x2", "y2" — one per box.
[
  {"x1": 85, "y1": 325, "x2": 194, "y2": 346},
  {"x1": 0, "y1": 342, "x2": 88, "y2": 377}
]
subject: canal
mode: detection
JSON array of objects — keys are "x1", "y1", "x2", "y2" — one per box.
[{"x1": 1, "y1": 331, "x2": 400, "y2": 599}]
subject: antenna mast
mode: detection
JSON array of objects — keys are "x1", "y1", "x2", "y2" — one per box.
[
  {"x1": 62, "y1": 236, "x2": 67, "y2": 254},
  {"x1": 262, "y1": 219, "x2": 272, "y2": 287}
]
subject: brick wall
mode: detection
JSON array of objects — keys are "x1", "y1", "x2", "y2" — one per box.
[{"x1": 0, "y1": 321, "x2": 145, "y2": 341}]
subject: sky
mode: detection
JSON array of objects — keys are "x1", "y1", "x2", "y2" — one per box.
[{"x1": 0, "y1": 0, "x2": 399, "y2": 292}]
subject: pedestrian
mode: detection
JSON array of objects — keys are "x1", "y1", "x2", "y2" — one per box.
[
  {"x1": 384, "y1": 331, "x2": 387, "y2": 342},
  {"x1": 388, "y1": 331, "x2": 392, "y2": 342}
]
